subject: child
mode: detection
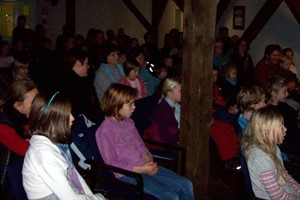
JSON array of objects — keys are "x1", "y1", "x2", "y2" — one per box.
[
  {"x1": 241, "y1": 107, "x2": 300, "y2": 199},
  {"x1": 266, "y1": 75, "x2": 300, "y2": 156},
  {"x1": 22, "y1": 92, "x2": 105, "y2": 200},
  {"x1": 0, "y1": 41, "x2": 14, "y2": 69},
  {"x1": 96, "y1": 83, "x2": 194, "y2": 200},
  {"x1": 12, "y1": 57, "x2": 31, "y2": 81},
  {"x1": 146, "y1": 78, "x2": 181, "y2": 144},
  {"x1": 282, "y1": 48, "x2": 298, "y2": 79},
  {"x1": 219, "y1": 62, "x2": 241, "y2": 107},
  {"x1": 236, "y1": 84, "x2": 266, "y2": 134},
  {"x1": 119, "y1": 57, "x2": 148, "y2": 99}
]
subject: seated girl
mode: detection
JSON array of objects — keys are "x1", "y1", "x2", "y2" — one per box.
[
  {"x1": 22, "y1": 92, "x2": 105, "y2": 200},
  {"x1": 96, "y1": 83, "x2": 194, "y2": 200},
  {"x1": 241, "y1": 107, "x2": 300, "y2": 199},
  {"x1": 119, "y1": 56, "x2": 148, "y2": 99},
  {"x1": 146, "y1": 78, "x2": 181, "y2": 144}
]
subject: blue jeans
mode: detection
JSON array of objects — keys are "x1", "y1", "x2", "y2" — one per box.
[{"x1": 119, "y1": 166, "x2": 194, "y2": 200}]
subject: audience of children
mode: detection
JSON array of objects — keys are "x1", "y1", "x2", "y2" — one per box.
[
  {"x1": 1, "y1": 17, "x2": 300, "y2": 199},
  {"x1": 96, "y1": 83, "x2": 194, "y2": 200},
  {"x1": 119, "y1": 56, "x2": 148, "y2": 99},
  {"x1": 22, "y1": 92, "x2": 105, "y2": 200},
  {"x1": 241, "y1": 107, "x2": 300, "y2": 199}
]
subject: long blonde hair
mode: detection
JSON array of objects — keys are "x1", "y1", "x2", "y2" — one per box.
[{"x1": 241, "y1": 107, "x2": 286, "y2": 185}]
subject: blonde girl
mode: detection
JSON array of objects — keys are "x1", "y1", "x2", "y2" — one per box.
[
  {"x1": 242, "y1": 107, "x2": 300, "y2": 199},
  {"x1": 146, "y1": 78, "x2": 181, "y2": 144}
]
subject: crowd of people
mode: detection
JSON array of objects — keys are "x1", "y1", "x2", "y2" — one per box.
[{"x1": 0, "y1": 14, "x2": 300, "y2": 199}]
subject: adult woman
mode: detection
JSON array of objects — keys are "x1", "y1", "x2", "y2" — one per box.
[
  {"x1": 94, "y1": 43, "x2": 125, "y2": 100},
  {"x1": 0, "y1": 80, "x2": 38, "y2": 198},
  {"x1": 254, "y1": 44, "x2": 281, "y2": 88},
  {"x1": 22, "y1": 92, "x2": 105, "y2": 200}
]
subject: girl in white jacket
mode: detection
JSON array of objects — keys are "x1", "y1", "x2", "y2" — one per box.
[{"x1": 22, "y1": 91, "x2": 105, "y2": 200}]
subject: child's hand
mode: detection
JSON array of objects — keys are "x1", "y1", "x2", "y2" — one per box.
[
  {"x1": 147, "y1": 161, "x2": 158, "y2": 176},
  {"x1": 228, "y1": 105, "x2": 239, "y2": 114}
]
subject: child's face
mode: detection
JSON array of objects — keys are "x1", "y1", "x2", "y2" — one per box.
[
  {"x1": 251, "y1": 98, "x2": 266, "y2": 110},
  {"x1": 281, "y1": 60, "x2": 292, "y2": 70},
  {"x1": 268, "y1": 50, "x2": 281, "y2": 65},
  {"x1": 168, "y1": 85, "x2": 181, "y2": 103},
  {"x1": 227, "y1": 68, "x2": 237, "y2": 80},
  {"x1": 158, "y1": 69, "x2": 167, "y2": 80},
  {"x1": 69, "y1": 114, "x2": 74, "y2": 128},
  {"x1": 164, "y1": 58, "x2": 173, "y2": 68},
  {"x1": 128, "y1": 68, "x2": 139, "y2": 80},
  {"x1": 273, "y1": 86, "x2": 289, "y2": 103},
  {"x1": 19, "y1": 65, "x2": 29, "y2": 78},
  {"x1": 118, "y1": 99, "x2": 136, "y2": 119},
  {"x1": 274, "y1": 121, "x2": 286, "y2": 144},
  {"x1": 1, "y1": 44, "x2": 10, "y2": 56},
  {"x1": 213, "y1": 70, "x2": 218, "y2": 83},
  {"x1": 284, "y1": 51, "x2": 293, "y2": 58},
  {"x1": 118, "y1": 54, "x2": 127, "y2": 65},
  {"x1": 136, "y1": 53, "x2": 145, "y2": 67}
]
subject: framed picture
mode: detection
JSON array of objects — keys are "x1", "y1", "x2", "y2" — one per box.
[{"x1": 233, "y1": 6, "x2": 245, "y2": 30}]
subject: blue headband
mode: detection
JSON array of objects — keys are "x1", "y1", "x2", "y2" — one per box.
[{"x1": 45, "y1": 91, "x2": 60, "y2": 112}]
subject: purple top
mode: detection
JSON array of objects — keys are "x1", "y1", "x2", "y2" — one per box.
[{"x1": 95, "y1": 117, "x2": 150, "y2": 178}]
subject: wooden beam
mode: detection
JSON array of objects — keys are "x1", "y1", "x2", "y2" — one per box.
[
  {"x1": 121, "y1": 0, "x2": 152, "y2": 32},
  {"x1": 152, "y1": 0, "x2": 169, "y2": 43},
  {"x1": 173, "y1": 0, "x2": 184, "y2": 11},
  {"x1": 241, "y1": 0, "x2": 283, "y2": 44},
  {"x1": 182, "y1": 0, "x2": 217, "y2": 199},
  {"x1": 285, "y1": 0, "x2": 300, "y2": 24},
  {"x1": 216, "y1": 0, "x2": 231, "y2": 24},
  {"x1": 65, "y1": 0, "x2": 75, "y2": 35}
]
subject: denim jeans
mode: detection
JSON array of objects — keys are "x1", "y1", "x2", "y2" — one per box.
[{"x1": 119, "y1": 166, "x2": 194, "y2": 200}]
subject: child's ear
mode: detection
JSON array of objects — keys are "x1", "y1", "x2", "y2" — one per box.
[{"x1": 13, "y1": 101, "x2": 23, "y2": 113}]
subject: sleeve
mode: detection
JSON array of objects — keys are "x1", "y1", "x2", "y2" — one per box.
[
  {"x1": 285, "y1": 170, "x2": 300, "y2": 193},
  {"x1": 0, "y1": 124, "x2": 29, "y2": 156},
  {"x1": 34, "y1": 150, "x2": 103, "y2": 200},
  {"x1": 259, "y1": 170, "x2": 300, "y2": 200},
  {"x1": 94, "y1": 71, "x2": 110, "y2": 101}
]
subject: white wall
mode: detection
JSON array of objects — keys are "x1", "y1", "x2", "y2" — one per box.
[
  {"x1": 35, "y1": 0, "x2": 65, "y2": 47},
  {"x1": 216, "y1": 0, "x2": 300, "y2": 74},
  {"x1": 75, "y1": 0, "x2": 151, "y2": 45}
]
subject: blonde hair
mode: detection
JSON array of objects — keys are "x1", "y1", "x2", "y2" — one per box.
[
  {"x1": 280, "y1": 55, "x2": 294, "y2": 66},
  {"x1": 265, "y1": 75, "x2": 287, "y2": 104},
  {"x1": 237, "y1": 85, "x2": 265, "y2": 112},
  {"x1": 241, "y1": 107, "x2": 286, "y2": 185},
  {"x1": 162, "y1": 77, "x2": 181, "y2": 98}
]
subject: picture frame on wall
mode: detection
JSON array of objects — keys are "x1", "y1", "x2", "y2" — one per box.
[{"x1": 233, "y1": 6, "x2": 245, "y2": 30}]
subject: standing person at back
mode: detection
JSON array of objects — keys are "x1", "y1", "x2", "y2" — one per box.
[
  {"x1": 254, "y1": 44, "x2": 281, "y2": 88},
  {"x1": 96, "y1": 83, "x2": 194, "y2": 200},
  {"x1": 12, "y1": 15, "x2": 28, "y2": 47},
  {"x1": 241, "y1": 107, "x2": 300, "y2": 199}
]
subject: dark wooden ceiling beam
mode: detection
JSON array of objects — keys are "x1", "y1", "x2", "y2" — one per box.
[
  {"x1": 152, "y1": 0, "x2": 169, "y2": 42},
  {"x1": 121, "y1": 0, "x2": 152, "y2": 32},
  {"x1": 285, "y1": 0, "x2": 300, "y2": 24},
  {"x1": 216, "y1": 0, "x2": 231, "y2": 24},
  {"x1": 173, "y1": 0, "x2": 183, "y2": 12},
  {"x1": 241, "y1": 0, "x2": 284, "y2": 44}
]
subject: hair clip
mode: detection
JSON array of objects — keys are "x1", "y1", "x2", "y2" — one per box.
[{"x1": 45, "y1": 91, "x2": 60, "y2": 112}]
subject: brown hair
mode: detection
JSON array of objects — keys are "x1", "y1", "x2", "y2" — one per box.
[
  {"x1": 29, "y1": 92, "x2": 72, "y2": 143},
  {"x1": 101, "y1": 83, "x2": 136, "y2": 120},
  {"x1": 4, "y1": 80, "x2": 37, "y2": 107},
  {"x1": 237, "y1": 85, "x2": 265, "y2": 111}
]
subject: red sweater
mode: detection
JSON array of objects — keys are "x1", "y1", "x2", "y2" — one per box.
[{"x1": 0, "y1": 124, "x2": 29, "y2": 156}]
